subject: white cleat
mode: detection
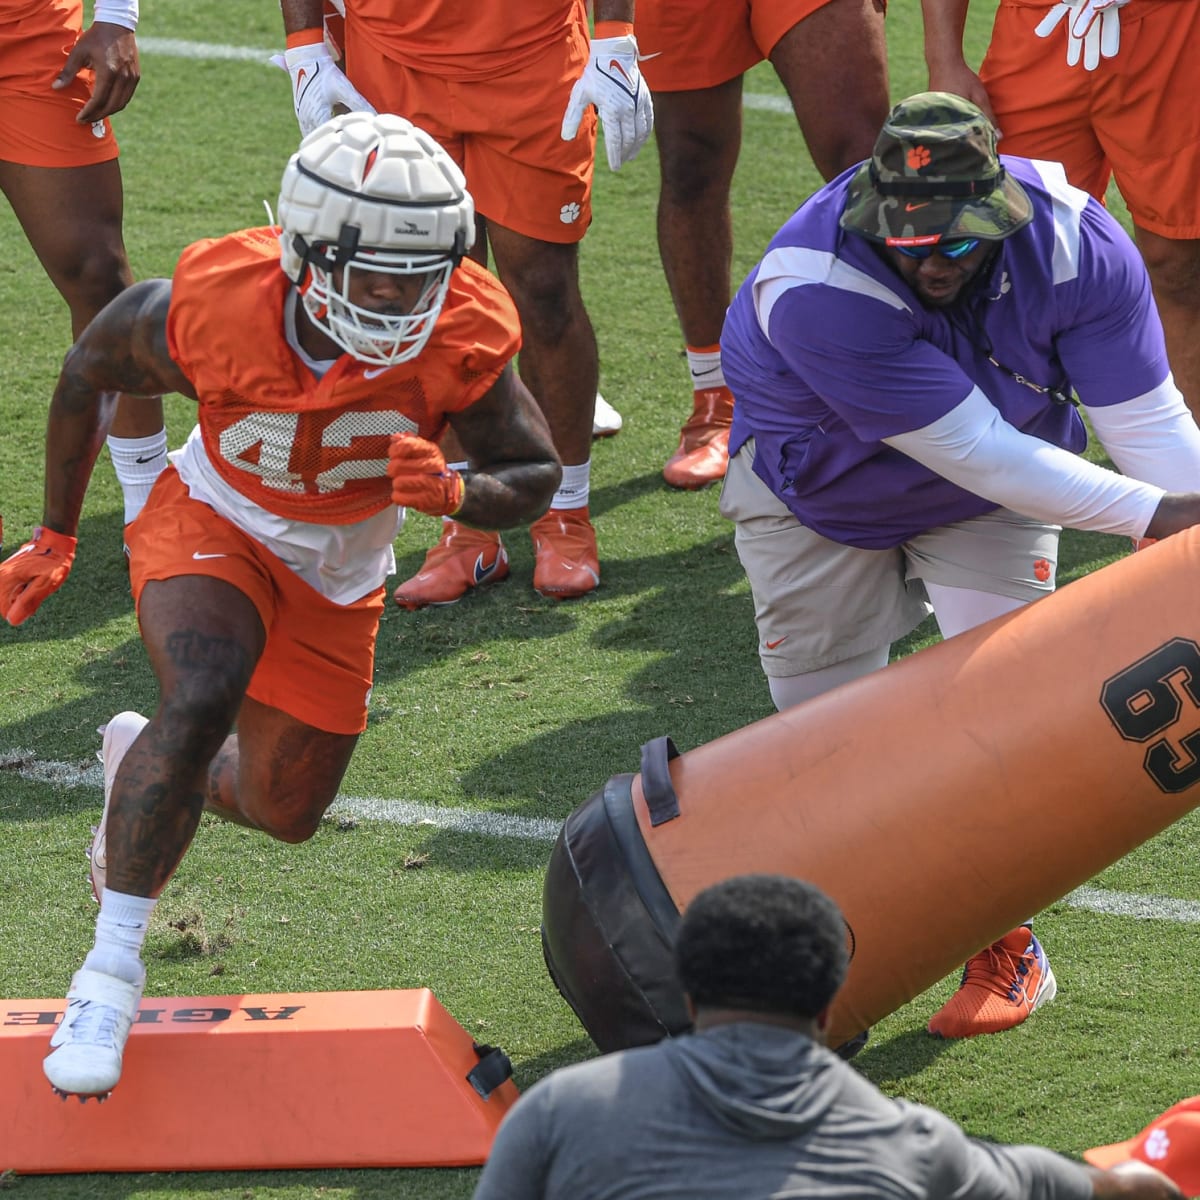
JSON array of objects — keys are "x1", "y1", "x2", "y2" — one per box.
[
  {"x1": 592, "y1": 392, "x2": 623, "y2": 439},
  {"x1": 44, "y1": 967, "x2": 144, "y2": 1099},
  {"x1": 90, "y1": 711, "x2": 149, "y2": 902}
]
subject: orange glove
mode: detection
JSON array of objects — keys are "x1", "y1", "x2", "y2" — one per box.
[
  {"x1": 387, "y1": 433, "x2": 466, "y2": 517},
  {"x1": 0, "y1": 526, "x2": 78, "y2": 626}
]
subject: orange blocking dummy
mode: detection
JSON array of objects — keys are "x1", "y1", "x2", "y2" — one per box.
[
  {"x1": 0, "y1": 989, "x2": 517, "y2": 1173},
  {"x1": 542, "y1": 528, "x2": 1200, "y2": 1053}
]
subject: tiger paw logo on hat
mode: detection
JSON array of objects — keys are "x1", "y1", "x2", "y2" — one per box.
[{"x1": 906, "y1": 145, "x2": 932, "y2": 171}]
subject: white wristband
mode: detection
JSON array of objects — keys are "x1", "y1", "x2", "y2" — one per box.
[{"x1": 94, "y1": 0, "x2": 139, "y2": 32}]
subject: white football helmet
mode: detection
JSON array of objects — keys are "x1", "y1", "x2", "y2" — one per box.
[{"x1": 277, "y1": 111, "x2": 475, "y2": 366}]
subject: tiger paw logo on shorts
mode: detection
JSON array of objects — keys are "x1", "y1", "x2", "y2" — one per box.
[
  {"x1": 906, "y1": 144, "x2": 932, "y2": 170},
  {"x1": 559, "y1": 202, "x2": 581, "y2": 225}
]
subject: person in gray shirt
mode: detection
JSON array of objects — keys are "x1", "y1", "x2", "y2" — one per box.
[{"x1": 474, "y1": 875, "x2": 1183, "y2": 1200}]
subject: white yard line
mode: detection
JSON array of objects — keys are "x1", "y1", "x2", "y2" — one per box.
[
  {"x1": 137, "y1": 36, "x2": 795, "y2": 114},
  {"x1": 6, "y1": 749, "x2": 1200, "y2": 920}
]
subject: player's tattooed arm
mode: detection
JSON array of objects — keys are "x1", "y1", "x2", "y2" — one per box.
[
  {"x1": 42, "y1": 280, "x2": 196, "y2": 537},
  {"x1": 56, "y1": 279, "x2": 195, "y2": 408},
  {"x1": 446, "y1": 363, "x2": 563, "y2": 529}
]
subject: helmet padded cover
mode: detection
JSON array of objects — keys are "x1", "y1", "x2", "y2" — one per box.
[{"x1": 277, "y1": 111, "x2": 475, "y2": 281}]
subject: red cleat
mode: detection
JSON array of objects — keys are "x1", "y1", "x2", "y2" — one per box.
[
  {"x1": 531, "y1": 507, "x2": 599, "y2": 599},
  {"x1": 662, "y1": 386, "x2": 734, "y2": 490},
  {"x1": 393, "y1": 521, "x2": 509, "y2": 610},
  {"x1": 927, "y1": 926, "x2": 1057, "y2": 1038}
]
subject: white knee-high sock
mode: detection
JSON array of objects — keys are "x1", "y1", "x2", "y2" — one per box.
[{"x1": 107, "y1": 430, "x2": 168, "y2": 523}]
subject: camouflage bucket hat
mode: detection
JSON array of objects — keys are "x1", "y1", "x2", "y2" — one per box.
[{"x1": 840, "y1": 92, "x2": 1033, "y2": 246}]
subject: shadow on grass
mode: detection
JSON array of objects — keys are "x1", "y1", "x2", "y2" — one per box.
[{"x1": 854, "y1": 1024, "x2": 956, "y2": 1086}]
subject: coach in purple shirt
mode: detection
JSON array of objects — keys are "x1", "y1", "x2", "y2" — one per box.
[{"x1": 719, "y1": 92, "x2": 1200, "y2": 1042}]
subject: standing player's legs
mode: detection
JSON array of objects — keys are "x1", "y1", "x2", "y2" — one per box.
[
  {"x1": 485, "y1": 223, "x2": 601, "y2": 599},
  {"x1": 767, "y1": 0, "x2": 889, "y2": 183},
  {"x1": 0, "y1": 4, "x2": 167, "y2": 526},
  {"x1": 1109, "y1": 0, "x2": 1200, "y2": 424},
  {"x1": 1133, "y1": 229, "x2": 1200, "y2": 423},
  {"x1": 363, "y1": 32, "x2": 602, "y2": 605},
  {"x1": 653, "y1": 78, "x2": 745, "y2": 490},
  {"x1": 0, "y1": 161, "x2": 166, "y2": 526},
  {"x1": 636, "y1": 0, "x2": 761, "y2": 491}
]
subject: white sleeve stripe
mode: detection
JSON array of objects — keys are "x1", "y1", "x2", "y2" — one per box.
[
  {"x1": 1029, "y1": 159, "x2": 1087, "y2": 285},
  {"x1": 882, "y1": 386, "x2": 1164, "y2": 537},
  {"x1": 751, "y1": 246, "x2": 910, "y2": 346}
]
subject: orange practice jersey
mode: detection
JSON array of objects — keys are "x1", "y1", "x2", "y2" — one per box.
[
  {"x1": 166, "y1": 227, "x2": 521, "y2": 525},
  {"x1": 347, "y1": 0, "x2": 588, "y2": 79}
]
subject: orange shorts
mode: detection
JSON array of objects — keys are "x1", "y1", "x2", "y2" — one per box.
[
  {"x1": 981, "y1": 0, "x2": 1200, "y2": 238},
  {"x1": 634, "y1": 0, "x2": 833, "y2": 92},
  {"x1": 344, "y1": 23, "x2": 594, "y2": 244},
  {"x1": 126, "y1": 469, "x2": 385, "y2": 736},
  {"x1": 0, "y1": 0, "x2": 117, "y2": 167}
]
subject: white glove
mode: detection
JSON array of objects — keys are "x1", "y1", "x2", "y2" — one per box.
[
  {"x1": 1034, "y1": 0, "x2": 1130, "y2": 71},
  {"x1": 561, "y1": 33, "x2": 653, "y2": 172},
  {"x1": 270, "y1": 40, "x2": 376, "y2": 138}
]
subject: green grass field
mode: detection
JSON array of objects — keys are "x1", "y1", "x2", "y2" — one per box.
[{"x1": 3, "y1": 2, "x2": 1200, "y2": 1196}]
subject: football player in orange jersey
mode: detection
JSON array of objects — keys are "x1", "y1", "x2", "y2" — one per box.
[
  {"x1": 276, "y1": 0, "x2": 652, "y2": 606},
  {"x1": 0, "y1": 0, "x2": 167, "y2": 528},
  {"x1": 0, "y1": 112, "x2": 560, "y2": 1101}
]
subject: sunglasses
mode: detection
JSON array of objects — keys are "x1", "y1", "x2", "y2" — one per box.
[{"x1": 891, "y1": 236, "x2": 983, "y2": 261}]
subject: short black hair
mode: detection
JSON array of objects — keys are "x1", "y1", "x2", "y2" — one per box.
[{"x1": 674, "y1": 874, "x2": 849, "y2": 1019}]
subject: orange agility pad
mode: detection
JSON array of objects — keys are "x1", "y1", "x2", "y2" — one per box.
[{"x1": 0, "y1": 989, "x2": 518, "y2": 1173}]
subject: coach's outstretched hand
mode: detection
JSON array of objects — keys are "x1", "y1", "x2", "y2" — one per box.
[
  {"x1": 387, "y1": 433, "x2": 466, "y2": 517},
  {"x1": 1089, "y1": 1161, "x2": 1186, "y2": 1199},
  {"x1": 0, "y1": 526, "x2": 77, "y2": 626}
]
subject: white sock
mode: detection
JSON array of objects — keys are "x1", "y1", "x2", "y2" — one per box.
[
  {"x1": 686, "y1": 345, "x2": 726, "y2": 392},
  {"x1": 552, "y1": 461, "x2": 590, "y2": 511},
  {"x1": 84, "y1": 888, "x2": 158, "y2": 984},
  {"x1": 107, "y1": 429, "x2": 168, "y2": 524}
]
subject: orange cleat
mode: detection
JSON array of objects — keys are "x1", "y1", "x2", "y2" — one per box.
[
  {"x1": 662, "y1": 386, "x2": 735, "y2": 490},
  {"x1": 393, "y1": 521, "x2": 509, "y2": 610},
  {"x1": 927, "y1": 926, "x2": 1057, "y2": 1038},
  {"x1": 531, "y1": 507, "x2": 599, "y2": 599}
]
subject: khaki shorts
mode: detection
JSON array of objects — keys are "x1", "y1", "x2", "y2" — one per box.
[{"x1": 719, "y1": 443, "x2": 1061, "y2": 676}]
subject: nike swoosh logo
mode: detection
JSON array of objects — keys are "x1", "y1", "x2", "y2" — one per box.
[
  {"x1": 690, "y1": 365, "x2": 721, "y2": 379},
  {"x1": 904, "y1": 201, "x2": 931, "y2": 212},
  {"x1": 192, "y1": 552, "x2": 227, "y2": 560},
  {"x1": 637, "y1": 51, "x2": 663, "y2": 60},
  {"x1": 607, "y1": 58, "x2": 633, "y2": 85},
  {"x1": 472, "y1": 552, "x2": 500, "y2": 585},
  {"x1": 363, "y1": 366, "x2": 390, "y2": 380},
  {"x1": 764, "y1": 636, "x2": 788, "y2": 650},
  {"x1": 135, "y1": 453, "x2": 164, "y2": 463}
]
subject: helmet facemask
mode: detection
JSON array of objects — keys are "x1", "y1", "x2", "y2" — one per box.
[{"x1": 294, "y1": 224, "x2": 465, "y2": 366}]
